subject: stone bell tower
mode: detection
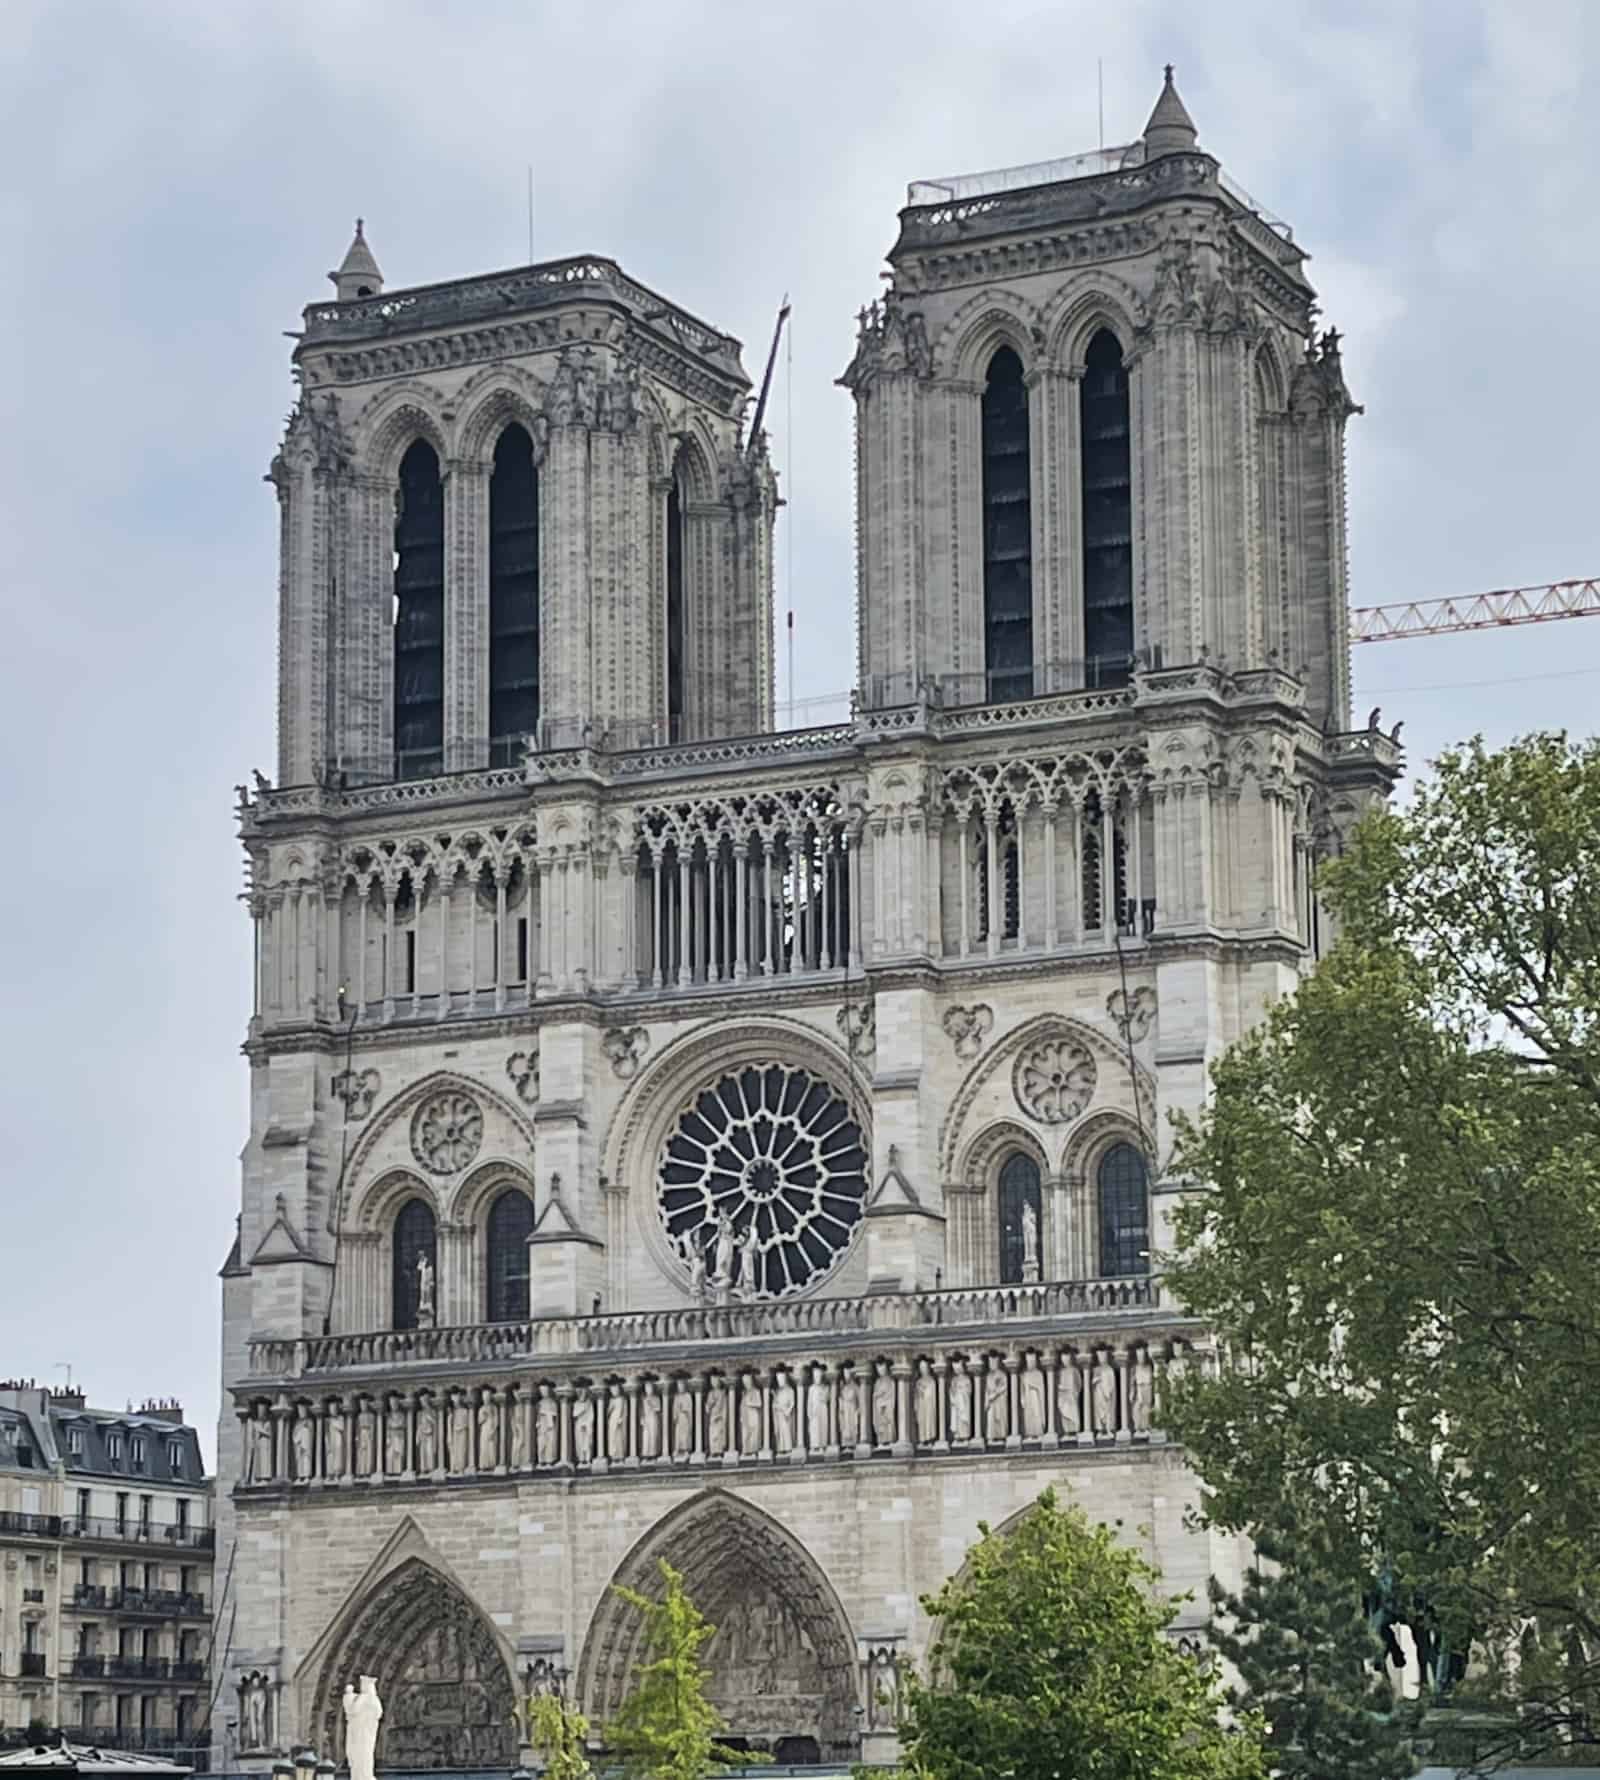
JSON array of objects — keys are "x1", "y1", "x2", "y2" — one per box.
[{"x1": 845, "y1": 67, "x2": 1359, "y2": 729}]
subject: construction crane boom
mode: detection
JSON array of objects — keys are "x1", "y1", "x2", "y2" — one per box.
[{"x1": 1351, "y1": 578, "x2": 1600, "y2": 643}]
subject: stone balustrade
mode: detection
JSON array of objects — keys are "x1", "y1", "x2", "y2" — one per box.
[
  {"x1": 237, "y1": 1319, "x2": 1200, "y2": 1491},
  {"x1": 245, "y1": 1277, "x2": 1162, "y2": 1383}
]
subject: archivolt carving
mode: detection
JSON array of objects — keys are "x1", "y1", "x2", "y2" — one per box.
[
  {"x1": 956, "y1": 1118, "x2": 1047, "y2": 1190},
  {"x1": 1038, "y1": 274, "x2": 1144, "y2": 367},
  {"x1": 351, "y1": 382, "x2": 450, "y2": 481},
  {"x1": 577, "y1": 1490, "x2": 859, "y2": 1755},
  {"x1": 454, "y1": 368, "x2": 549, "y2": 464},
  {"x1": 934, "y1": 286, "x2": 1044, "y2": 382},
  {"x1": 939, "y1": 1013, "x2": 1152, "y2": 1183},
  {"x1": 307, "y1": 1554, "x2": 517, "y2": 1771}
]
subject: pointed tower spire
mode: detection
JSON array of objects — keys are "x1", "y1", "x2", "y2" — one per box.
[
  {"x1": 1142, "y1": 64, "x2": 1199, "y2": 159},
  {"x1": 328, "y1": 218, "x2": 383, "y2": 301}
]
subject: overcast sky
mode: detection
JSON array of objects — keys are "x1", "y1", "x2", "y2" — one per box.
[{"x1": 3, "y1": 1, "x2": 1598, "y2": 1466}]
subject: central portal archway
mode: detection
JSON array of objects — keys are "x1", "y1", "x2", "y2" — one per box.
[
  {"x1": 307, "y1": 1557, "x2": 518, "y2": 1770},
  {"x1": 578, "y1": 1490, "x2": 859, "y2": 1759}
]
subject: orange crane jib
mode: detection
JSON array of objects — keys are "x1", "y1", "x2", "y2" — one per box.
[{"x1": 1350, "y1": 578, "x2": 1600, "y2": 643}]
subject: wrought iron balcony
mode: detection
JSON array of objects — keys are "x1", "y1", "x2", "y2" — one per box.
[
  {"x1": 20, "y1": 1652, "x2": 46, "y2": 1677},
  {"x1": 63, "y1": 1515, "x2": 214, "y2": 1550}
]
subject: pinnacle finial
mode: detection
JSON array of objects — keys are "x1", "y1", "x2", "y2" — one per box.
[
  {"x1": 1143, "y1": 62, "x2": 1199, "y2": 158},
  {"x1": 329, "y1": 218, "x2": 383, "y2": 300}
]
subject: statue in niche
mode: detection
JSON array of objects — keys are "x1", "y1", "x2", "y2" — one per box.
[
  {"x1": 688, "y1": 1246, "x2": 708, "y2": 1303},
  {"x1": 478, "y1": 1392, "x2": 501, "y2": 1469},
  {"x1": 984, "y1": 1359, "x2": 1009, "y2": 1444},
  {"x1": 914, "y1": 1359, "x2": 938, "y2": 1443},
  {"x1": 248, "y1": 1414, "x2": 274, "y2": 1483},
  {"x1": 867, "y1": 1646, "x2": 900, "y2": 1730},
  {"x1": 1057, "y1": 1354, "x2": 1082, "y2": 1435},
  {"x1": 415, "y1": 1253, "x2": 436, "y2": 1327},
  {"x1": 291, "y1": 1410, "x2": 314, "y2": 1481},
  {"x1": 355, "y1": 1400, "x2": 376, "y2": 1476},
  {"x1": 605, "y1": 1385, "x2": 628, "y2": 1462},
  {"x1": 706, "y1": 1378, "x2": 728, "y2": 1456},
  {"x1": 771, "y1": 1369, "x2": 796, "y2": 1453},
  {"x1": 671, "y1": 1380, "x2": 695, "y2": 1456},
  {"x1": 383, "y1": 1397, "x2": 407, "y2": 1474},
  {"x1": 239, "y1": 1671, "x2": 270, "y2": 1751},
  {"x1": 712, "y1": 1214, "x2": 736, "y2": 1288},
  {"x1": 948, "y1": 1359, "x2": 974, "y2": 1442},
  {"x1": 448, "y1": 1390, "x2": 472, "y2": 1471},
  {"x1": 572, "y1": 1390, "x2": 595, "y2": 1465},
  {"x1": 416, "y1": 1396, "x2": 438, "y2": 1473},
  {"x1": 871, "y1": 1361, "x2": 896, "y2": 1446},
  {"x1": 806, "y1": 1365, "x2": 831, "y2": 1450},
  {"x1": 639, "y1": 1380, "x2": 663, "y2": 1459},
  {"x1": 342, "y1": 1676, "x2": 383, "y2": 1780},
  {"x1": 508, "y1": 1391, "x2": 528, "y2": 1469},
  {"x1": 1021, "y1": 1201, "x2": 1040, "y2": 1282},
  {"x1": 1129, "y1": 1348, "x2": 1153, "y2": 1434},
  {"x1": 1091, "y1": 1351, "x2": 1117, "y2": 1436},
  {"x1": 740, "y1": 1221, "x2": 763, "y2": 1299},
  {"x1": 324, "y1": 1404, "x2": 346, "y2": 1478},
  {"x1": 535, "y1": 1385, "x2": 558, "y2": 1465},
  {"x1": 1019, "y1": 1352, "x2": 1047, "y2": 1439},
  {"x1": 838, "y1": 1367, "x2": 863, "y2": 1448},
  {"x1": 739, "y1": 1371, "x2": 765, "y2": 1453}
]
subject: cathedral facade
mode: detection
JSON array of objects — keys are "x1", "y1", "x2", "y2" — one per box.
[{"x1": 221, "y1": 72, "x2": 1399, "y2": 1770}]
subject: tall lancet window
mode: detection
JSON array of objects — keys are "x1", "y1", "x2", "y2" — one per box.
[
  {"x1": 1081, "y1": 329, "x2": 1133, "y2": 687},
  {"x1": 665, "y1": 467, "x2": 686, "y2": 740},
  {"x1": 997, "y1": 1151, "x2": 1043, "y2": 1285},
  {"x1": 392, "y1": 1197, "x2": 437, "y2": 1331},
  {"x1": 981, "y1": 347, "x2": 1034, "y2": 702},
  {"x1": 485, "y1": 1187, "x2": 535, "y2": 1322},
  {"x1": 489, "y1": 424, "x2": 540, "y2": 765},
  {"x1": 393, "y1": 439, "x2": 445, "y2": 778}
]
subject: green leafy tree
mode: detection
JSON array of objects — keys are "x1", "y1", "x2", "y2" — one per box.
[
  {"x1": 898, "y1": 1487, "x2": 1266, "y2": 1780},
  {"x1": 1165, "y1": 733, "x2": 1600, "y2": 1757},
  {"x1": 527, "y1": 1691, "x2": 596, "y2": 1780},
  {"x1": 606, "y1": 1559, "x2": 753, "y2": 1780},
  {"x1": 1208, "y1": 1498, "x2": 1417, "y2": 1780}
]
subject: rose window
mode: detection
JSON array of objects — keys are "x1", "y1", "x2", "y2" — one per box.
[
  {"x1": 410, "y1": 1091, "x2": 484, "y2": 1174},
  {"x1": 658, "y1": 1064, "x2": 869, "y2": 1297},
  {"x1": 1013, "y1": 1037, "x2": 1096, "y2": 1125}
]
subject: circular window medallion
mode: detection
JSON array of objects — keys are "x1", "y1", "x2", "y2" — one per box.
[
  {"x1": 657, "y1": 1064, "x2": 869, "y2": 1298},
  {"x1": 1013, "y1": 1036, "x2": 1096, "y2": 1125},
  {"x1": 410, "y1": 1091, "x2": 484, "y2": 1174}
]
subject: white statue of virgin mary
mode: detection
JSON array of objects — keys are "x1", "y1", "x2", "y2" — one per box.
[{"x1": 343, "y1": 1675, "x2": 384, "y2": 1780}]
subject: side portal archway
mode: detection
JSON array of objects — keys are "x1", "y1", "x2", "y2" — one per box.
[
  {"x1": 307, "y1": 1556, "x2": 518, "y2": 1771},
  {"x1": 577, "y1": 1490, "x2": 858, "y2": 1759}
]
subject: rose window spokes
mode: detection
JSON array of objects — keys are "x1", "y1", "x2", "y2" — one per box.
[
  {"x1": 411, "y1": 1091, "x2": 484, "y2": 1174},
  {"x1": 658, "y1": 1064, "x2": 869, "y2": 1298},
  {"x1": 1013, "y1": 1037, "x2": 1096, "y2": 1125}
]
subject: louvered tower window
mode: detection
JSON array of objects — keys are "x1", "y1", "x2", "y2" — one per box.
[
  {"x1": 981, "y1": 347, "x2": 1034, "y2": 702},
  {"x1": 489, "y1": 425, "x2": 540, "y2": 765},
  {"x1": 998, "y1": 1152, "x2": 1042, "y2": 1285},
  {"x1": 392, "y1": 1197, "x2": 437, "y2": 1331},
  {"x1": 1081, "y1": 330, "x2": 1133, "y2": 687},
  {"x1": 1097, "y1": 1143, "x2": 1150, "y2": 1278},
  {"x1": 393, "y1": 440, "x2": 445, "y2": 778},
  {"x1": 485, "y1": 1188, "x2": 535, "y2": 1323},
  {"x1": 666, "y1": 470, "x2": 686, "y2": 740}
]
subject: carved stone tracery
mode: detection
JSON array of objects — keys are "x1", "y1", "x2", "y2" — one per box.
[
  {"x1": 411, "y1": 1091, "x2": 483, "y2": 1174},
  {"x1": 1013, "y1": 1037, "x2": 1096, "y2": 1125}
]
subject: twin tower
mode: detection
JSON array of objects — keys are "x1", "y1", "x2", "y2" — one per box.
[{"x1": 272, "y1": 69, "x2": 1356, "y2": 798}]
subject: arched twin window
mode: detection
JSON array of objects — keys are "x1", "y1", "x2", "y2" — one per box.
[
  {"x1": 1097, "y1": 1142, "x2": 1149, "y2": 1278},
  {"x1": 392, "y1": 424, "x2": 541, "y2": 778},
  {"x1": 485, "y1": 1187, "x2": 535, "y2": 1323},
  {"x1": 391, "y1": 1197, "x2": 437, "y2": 1331},
  {"x1": 981, "y1": 347, "x2": 1034, "y2": 702},
  {"x1": 997, "y1": 1151, "x2": 1042, "y2": 1285}
]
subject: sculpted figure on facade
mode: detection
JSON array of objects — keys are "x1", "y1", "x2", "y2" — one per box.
[
  {"x1": 606, "y1": 1383, "x2": 629, "y2": 1463},
  {"x1": 1019, "y1": 1352, "x2": 1047, "y2": 1439},
  {"x1": 671, "y1": 1379, "x2": 695, "y2": 1457},
  {"x1": 949, "y1": 1358, "x2": 974, "y2": 1442},
  {"x1": 324, "y1": 1401, "x2": 346, "y2": 1479},
  {"x1": 342, "y1": 1676, "x2": 383, "y2": 1780},
  {"x1": 354, "y1": 1400, "x2": 376, "y2": 1476},
  {"x1": 416, "y1": 1395, "x2": 438, "y2": 1473},
  {"x1": 508, "y1": 1388, "x2": 528, "y2": 1470},
  {"x1": 983, "y1": 1358, "x2": 1009, "y2": 1444},
  {"x1": 712, "y1": 1213, "x2": 736, "y2": 1290},
  {"x1": 415, "y1": 1253, "x2": 436, "y2": 1327},
  {"x1": 1057, "y1": 1352, "x2": 1082, "y2": 1435},
  {"x1": 837, "y1": 1367, "x2": 863, "y2": 1448},
  {"x1": 384, "y1": 1396, "x2": 407, "y2": 1475},
  {"x1": 1129, "y1": 1348, "x2": 1153, "y2": 1435},
  {"x1": 239, "y1": 1671, "x2": 271, "y2": 1751},
  {"x1": 688, "y1": 1245, "x2": 708, "y2": 1303},
  {"x1": 706, "y1": 1377, "x2": 729, "y2": 1457},
  {"x1": 449, "y1": 1390, "x2": 473, "y2": 1472},
  {"x1": 1090, "y1": 1351, "x2": 1117, "y2": 1437},
  {"x1": 771, "y1": 1369, "x2": 797, "y2": 1454},
  {"x1": 739, "y1": 1371, "x2": 766, "y2": 1454},
  {"x1": 477, "y1": 1391, "x2": 500, "y2": 1469},
  {"x1": 291, "y1": 1408, "x2": 314, "y2": 1481},
  {"x1": 1021, "y1": 1200, "x2": 1040, "y2": 1282},
  {"x1": 248, "y1": 1412, "x2": 274, "y2": 1484},
  {"x1": 639, "y1": 1380, "x2": 663, "y2": 1459},
  {"x1": 535, "y1": 1384, "x2": 559, "y2": 1466},
  {"x1": 739, "y1": 1221, "x2": 763, "y2": 1299},
  {"x1": 572, "y1": 1389, "x2": 595, "y2": 1465},
  {"x1": 806, "y1": 1365, "x2": 831, "y2": 1451},
  {"x1": 870, "y1": 1360, "x2": 896, "y2": 1447},
  {"x1": 914, "y1": 1358, "x2": 938, "y2": 1444}
]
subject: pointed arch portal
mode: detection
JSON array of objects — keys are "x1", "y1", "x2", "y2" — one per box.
[
  {"x1": 578, "y1": 1490, "x2": 858, "y2": 1760},
  {"x1": 308, "y1": 1557, "x2": 517, "y2": 1771}
]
